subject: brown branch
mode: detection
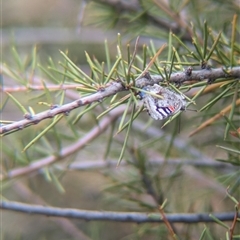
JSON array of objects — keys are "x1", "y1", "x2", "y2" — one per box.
[
  {"x1": 189, "y1": 98, "x2": 240, "y2": 137},
  {"x1": 158, "y1": 203, "x2": 177, "y2": 240},
  {"x1": 0, "y1": 67, "x2": 82, "y2": 100},
  {"x1": 0, "y1": 81, "x2": 124, "y2": 135},
  {"x1": 227, "y1": 189, "x2": 240, "y2": 240},
  {"x1": 0, "y1": 84, "x2": 82, "y2": 92},
  {"x1": 153, "y1": 0, "x2": 193, "y2": 40},
  {"x1": 1, "y1": 66, "x2": 240, "y2": 135},
  {"x1": 0, "y1": 105, "x2": 126, "y2": 180},
  {"x1": 229, "y1": 204, "x2": 239, "y2": 240}
]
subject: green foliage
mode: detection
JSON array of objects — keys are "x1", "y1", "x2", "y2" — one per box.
[{"x1": 1, "y1": 0, "x2": 240, "y2": 239}]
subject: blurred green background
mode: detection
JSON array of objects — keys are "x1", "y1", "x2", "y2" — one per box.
[{"x1": 1, "y1": 1, "x2": 239, "y2": 240}]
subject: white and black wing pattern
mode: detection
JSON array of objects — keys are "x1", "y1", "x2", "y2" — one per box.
[{"x1": 140, "y1": 84, "x2": 186, "y2": 120}]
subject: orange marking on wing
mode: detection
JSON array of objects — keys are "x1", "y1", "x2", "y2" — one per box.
[{"x1": 168, "y1": 106, "x2": 175, "y2": 112}]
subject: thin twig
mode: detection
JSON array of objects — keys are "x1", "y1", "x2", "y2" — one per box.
[
  {"x1": 0, "y1": 69, "x2": 82, "y2": 100},
  {"x1": 153, "y1": 0, "x2": 193, "y2": 40},
  {"x1": 227, "y1": 189, "x2": 240, "y2": 240},
  {"x1": 189, "y1": 98, "x2": 240, "y2": 137},
  {"x1": 0, "y1": 105, "x2": 126, "y2": 180},
  {"x1": 158, "y1": 203, "x2": 177, "y2": 240},
  {"x1": 1, "y1": 66, "x2": 239, "y2": 135},
  {"x1": 136, "y1": 44, "x2": 167, "y2": 80},
  {"x1": 229, "y1": 204, "x2": 239, "y2": 240},
  {"x1": 68, "y1": 158, "x2": 233, "y2": 171},
  {"x1": 0, "y1": 84, "x2": 82, "y2": 92},
  {"x1": 1, "y1": 200, "x2": 239, "y2": 223},
  {"x1": 127, "y1": 36, "x2": 140, "y2": 77}
]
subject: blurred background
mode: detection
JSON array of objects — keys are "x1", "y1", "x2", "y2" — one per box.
[
  {"x1": 2, "y1": 0, "x2": 118, "y2": 63},
  {"x1": 1, "y1": 0, "x2": 239, "y2": 239}
]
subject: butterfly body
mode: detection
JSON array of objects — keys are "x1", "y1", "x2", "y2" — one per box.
[{"x1": 140, "y1": 84, "x2": 186, "y2": 120}]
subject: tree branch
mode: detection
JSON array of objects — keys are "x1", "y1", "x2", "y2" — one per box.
[
  {"x1": 1, "y1": 84, "x2": 82, "y2": 93},
  {"x1": 1, "y1": 200, "x2": 238, "y2": 223},
  {"x1": 1, "y1": 66, "x2": 239, "y2": 135},
  {"x1": 0, "y1": 105, "x2": 126, "y2": 180},
  {"x1": 69, "y1": 158, "x2": 233, "y2": 171},
  {"x1": 0, "y1": 80, "x2": 124, "y2": 135}
]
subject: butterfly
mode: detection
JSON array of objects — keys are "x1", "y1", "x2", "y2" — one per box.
[{"x1": 139, "y1": 84, "x2": 187, "y2": 120}]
